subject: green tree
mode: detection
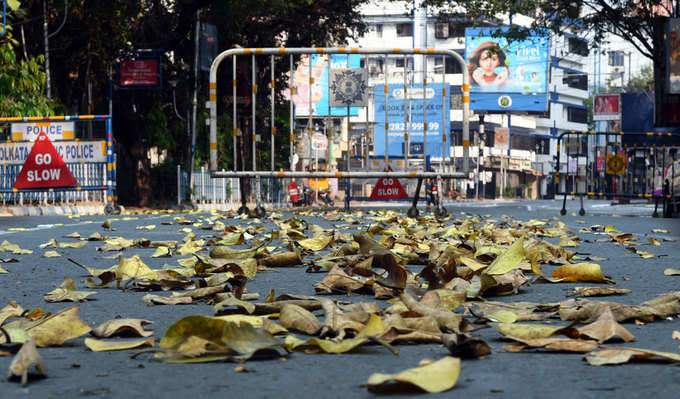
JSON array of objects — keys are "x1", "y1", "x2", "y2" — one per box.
[{"x1": 0, "y1": 2, "x2": 54, "y2": 117}]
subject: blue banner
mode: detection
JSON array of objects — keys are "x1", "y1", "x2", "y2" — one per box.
[
  {"x1": 465, "y1": 27, "x2": 549, "y2": 112},
  {"x1": 291, "y1": 54, "x2": 361, "y2": 117},
  {"x1": 373, "y1": 83, "x2": 449, "y2": 159}
]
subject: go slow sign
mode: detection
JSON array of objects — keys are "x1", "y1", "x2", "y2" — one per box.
[{"x1": 13, "y1": 132, "x2": 78, "y2": 189}]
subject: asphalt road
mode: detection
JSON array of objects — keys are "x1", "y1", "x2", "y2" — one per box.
[{"x1": 1, "y1": 199, "x2": 680, "y2": 399}]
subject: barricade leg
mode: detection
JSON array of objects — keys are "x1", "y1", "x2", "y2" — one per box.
[
  {"x1": 238, "y1": 177, "x2": 249, "y2": 215},
  {"x1": 560, "y1": 194, "x2": 567, "y2": 216},
  {"x1": 408, "y1": 178, "x2": 423, "y2": 218},
  {"x1": 579, "y1": 195, "x2": 585, "y2": 216},
  {"x1": 653, "y1": 198, "x2": 660, "y2": 218}
]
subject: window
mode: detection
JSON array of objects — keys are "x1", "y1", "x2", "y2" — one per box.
[
  {"x1": 567, "y1": 106, "x2": 587, "y2": 123},
  {"x1": 395, "y1": 57, "x2": 412, "y2": 69},
  {"x1": 568, "y1": 37, "x2": 589, "y2": 56},
  {"x1": 396, "y1": 23, "x2": 412, "y2": 37},
  {"x1": 434, "y1": 23, "x2": 449, "y2": 39},
  {"x1": 563, "y1": 74, "x2": 588, "y2": 90},
  {"x1": 608, "y1": 51, "x2": 624, "y2": 66},
  {"x1": 448, "y1": 23, "x2": 470, "y2": 38},
  {"x1": 373, "y1": 24, "x2": 382, "y2": 38}
]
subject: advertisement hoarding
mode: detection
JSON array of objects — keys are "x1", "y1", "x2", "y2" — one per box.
[
  {"x1": 119, "y1": 58, "x2": 160, "y2": 87},
  {"x1": 373, "y1": 83, "x2": 449, "y2": 159},
  {"x1": 289, "y1": 54, "x2": 361, "y2": 117},
  {"x1": 465, "y1": 27, "x2": 550, "y2": 112},
  {"x1": 667, "y1": 18, "x2": 680, "y2": 94},
  {"x1": 593, "y1": 94, "x2": 621, "y2": 121}
]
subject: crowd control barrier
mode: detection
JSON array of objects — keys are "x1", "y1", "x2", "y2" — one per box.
[
  {"x1": 205, "y1": 46, "x2": 470, "y2": 217},
  {"x1": 554, "y1": 131, "x2": 679, "y2": 217},
  {"x1": 0, "y1": 115, "x2": 117, "y2": 211}
]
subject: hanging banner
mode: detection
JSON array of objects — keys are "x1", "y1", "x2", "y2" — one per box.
[
  {"x1": 11, "y1": 121, "x2": 75, "y2": 141},
  {"x1": 13, "y1": 132, "x2": 78, "y2": 189},
  {"x1": 373, "y1": 83, "x2": 449, "y2": 159},
  {"x1": 329, "y1": 68, "x2": 368, "y2": 107},
  {"x1": 593, "y1": 94, "x2": 621, "y2": 121}
]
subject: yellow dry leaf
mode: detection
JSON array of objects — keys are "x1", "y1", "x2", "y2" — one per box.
[
  {"x1": 551, "y1": 263, "x2": 613, "y2": 283},
  {"x1": 604, "y1": 225, "x2": 618, "y2": 233},
  {"x1": 136, "y1": 225, "x2": 156, "y2": 230},
  {"x1": 58, "y1": 241, "x2": 87, "y2": 249},
  {"x1": 84, "y1": 337, "x2": 154, "y2": 352},
  {"x1": 152, "y1": 246, "x2": 172, "y2": 258},
  {"x1": 297, "y1": 233, "x2": 333, "y2": 251},
  {"x1": 25, "y1": 305, "x2": 92, "y2": 347},
  {"x1": 116, "y1": 255, "x2": 158, "y2": 281},
  {"x1": 664, "y1": 268, "x2": 680, "y2": 276},
  {"x1": 44, "y1": 277, "x2": 96, "y2": 302},
  {"x1": 366, "y1": 357, "x2": 460, "y2": 393},
  {"x1": 487, "y1": 310, "x2": 518, "y2": 323},
  {"x1": 42, "y1": 251, "x2": 61, "y2": 258},
  {"x1": 491, "y1": 322, "x2": 577, "y2": 340},
  {"x1": 484, "y1": 238, "x2": 525, "y2": 275},
  {"x1": 652, "y1": 229, "x2": 669, "y2": 234},
  {"x1": 177, "y1": 241, "x2": 202, "y2": 256},
  {"x1": 284, "y1": 335, "x2": 382, "y2": 354},
  {"x1": 578, "y1": 306, "x2": 634, "y2": 343},
  {"x1": 648, "y1": 237, "x2": 661, "y2": 246},
  {"x1": 0, "y1": 265, "x2": 9, "y2": 274}
]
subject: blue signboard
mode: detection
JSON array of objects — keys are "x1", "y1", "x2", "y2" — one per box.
[
  {"x1": 291, "y1": 54, "x2": 361, "y2": 117},
  {"x1": 373, "y1": 83, "x2": 449, "y2": 159},
  {"x1": 465, "y1": 27, "x2": 549, "y2": 112},
  {"x1": 1, "y1": 0, "x2": 6, "y2": 36}
]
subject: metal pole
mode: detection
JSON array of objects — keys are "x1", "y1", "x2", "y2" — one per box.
[
  {"x1": 289, "y1": 54, "x2": 295, "y2": 171},
  {"x1": 402, "y1": 55, "x2": 407, "y2": 171},
  {"x1": 422, "y1": 53, "x2": 427, "y2": 171},
  {"x1": 233, "y1": 55, "x2": 238, "y2": 171},
  {"x1": 270, "y1": 54, "x2": 275, "y2": 204},
  {"x1": 252, "y1": 54, "x2": 260, "y2": 210},
  {"x1": 43, "y1": 1, "x2": 50, "y2": 100},
  {"x1": 190, "y1": 10, "x2": 200, "y2": 200},
  {"x1": 346, "y1": 53, "x2": 351, "y2": 211}
]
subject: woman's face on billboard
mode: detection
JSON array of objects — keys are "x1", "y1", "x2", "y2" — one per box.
[{"x1": 479, "y1": 50, "x2": 499, "y2": 74}]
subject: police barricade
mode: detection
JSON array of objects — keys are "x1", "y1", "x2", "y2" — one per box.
[
  {"x1": 555, "y1": 131, "x2": 679, "y2": 217},
  {"x1": 0, "y1": 115, "x2": 116, "y2": 209},
  {"x1": 204, "y1": 47, "x2": 471, "y2": 218}
]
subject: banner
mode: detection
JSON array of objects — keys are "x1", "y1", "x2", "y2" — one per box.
[
  {"x1": 668, "y1": 18, "x2": 680, "y2": 93},
  {"x1": 465, "y1": 27, "x2": 550, "y2": 112},
  {"x1": 289, "y1": 54, "x2": 361, "y2": 116},
  {"x1": 593, "y1": 94, "x2": 620, "y2": 121},
  {"x1": 11, "y1": 121, "x2": 75, "y2": 141},
  {"x1": 120, "y1": 58, "x2": 160, "y2": 87},
  {"x1": 0, "y1": 140, "x2": 106, "y2": 165},
  {"x1": 373, "y1": 83, "x2": 449, "y2": 159}
]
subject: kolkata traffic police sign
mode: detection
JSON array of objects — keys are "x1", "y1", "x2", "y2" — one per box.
[
  {"x1": 605, "y1": 154, "x2": 626, "y2": 175},
  {"x1": 329, "y1": 68, "x2": 368, "y2": 107},
  {"x1": 13, "y1": 132, "x2": 78, "y2": 189}
]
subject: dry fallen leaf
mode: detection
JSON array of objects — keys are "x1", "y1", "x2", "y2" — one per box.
[
  {"x1": 8, "y1": 340, "x2": 46, "y2": 387},
  {"x1": 577, "y1": 306, "x2": 635, "y2": 343},
  {"x1": 84, "y1": 337, "x2": 154, "y2": 352},
  {"x1": 91, "y1": 319, "x2": 154, "y2": 338},
  {"x1": 278, "y1": 304, "x2": 322, "y2": 335},
  {"x1": 568, "y1": 287, "x2": 631, "y2": 297},
  {"x1": 44, "y1": 277, "x2": 96, "y2": 302},
  {"x1": 366, "y1": 357, "x2": 461, "y2": 393},
  {"x1": 585, "y1": 347, "x2": 680, "y2": 366},
  {"x1": 550, "y1": 263, "x2": 613, "y2": 283},
  {"x1": 503, "y1": 337, "x2": 598, "y2": 353},
  {"x1": 14, "y1": 305, "x2": 92, "y2": 347},
  {"x1": 664, "y1": 268, "x2": 680, "y2": 276},
  {"x1": 491, "y1": 322, "x2": 578, "y2": 340}
]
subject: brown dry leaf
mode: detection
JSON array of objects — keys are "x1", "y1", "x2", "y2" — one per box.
[
  {"x1": 550, "y1": 263, "x2": 613, "y2": 283},
  {"x1": 315, "y1": 265, "x2": 367, "y2": 294},
  {"x1": 366, "y1": 357, "x2": 461, "y2": 394},
  {"x1": 560, "y1": 292, "x2": 680, "y2": 323},
  {"x1": 578, "y1": 306, "x2": 634, "y2": 343},
  {"x1": 648, "y1": 237, "x2": 661, "y2": 246},
  {"x1": 209, "y1": 245, "x2": 259, "y2": 260},
  {"x1": 44, "y1": 277, "x2": 96, "y2": 302},
  {"x1": 279, "y1": 304, "x2": 323, "y2": 335},
  {"x1": 504, "y1": 337, "x2": 598, "y2": 353},
  {"x1": 91, "y1": 319, "x2": 154, "y2": 338},
  {"x1": 465, "y1": 301, "x2": 558, "y2": 322},
  {"x1": 481, "y1": 269, "x2": 530, "y2": 296},
  {"x1": 442, "y1": 333, "x2": 491, "y2": 359},
  {"x1": 585, "y1": 347, "x2": 680, "y2": 366},
  {"x1": 557, "y1": 235, "x2": 580, "y2": 248},
  {"x1": 8, "y1": 340, "x2": 46, "y2": 387},
  {"x1": 568, "y1": 287, "x2": 631, "y2": 297},
  {"x1": 85, "y1": 337, "x2": 154, "y2": 352},
  {"x1": 400, "y1": 293, "x2": 468, "y2": 333},
  {"x1": 261, "y1": 251, "x2": 303, "y2": 267},
  {"x1": 142, "y1": 294, "x2": 193, "y2": 306},
  {"x1": 22, "y1": 305, "x2": 91, "y2": 347}
]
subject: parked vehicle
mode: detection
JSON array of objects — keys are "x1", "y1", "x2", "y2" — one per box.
[{"x1": 318, "y1": 189, "x2": 335, "y2": 206}]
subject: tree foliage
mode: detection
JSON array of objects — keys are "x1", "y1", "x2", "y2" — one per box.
[{"x1": 5, "y1": 0, "x2": 369, "y2": 206}]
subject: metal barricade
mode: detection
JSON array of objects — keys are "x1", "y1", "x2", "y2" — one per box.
[
  {"x1": 555, "y1": 131, "x2": 679, "y2": 217},
  {"x1": 0, "y1": 115, "x2": 116, "y2": 209},
  {"x1": 205, "y1": 47, "x2": 472, "y2": 217}
]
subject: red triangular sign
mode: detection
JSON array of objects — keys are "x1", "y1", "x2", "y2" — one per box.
[
  {"x1": 370, "y1": 168, "x2": 408, "y2": 200},
  {"x1": 14, "y1": 132, "x2": 78, "y2": 189}
]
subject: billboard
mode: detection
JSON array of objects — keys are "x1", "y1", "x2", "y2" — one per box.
[
  {"x1": 593, "y1": 94, "x2": 620, "y2": 121},
  {"x1": 119, "y1": 55, "x2": 161, "y2": 88},
  {"x1": 465, "y1": 27, "x2": 550, "y2": 112},
  {"x1": 373, "y1": 83, "x2": 449, "y2": 159},
  {"x1": 289, "y1": 54, "x2": 360, "y2": 117}
]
